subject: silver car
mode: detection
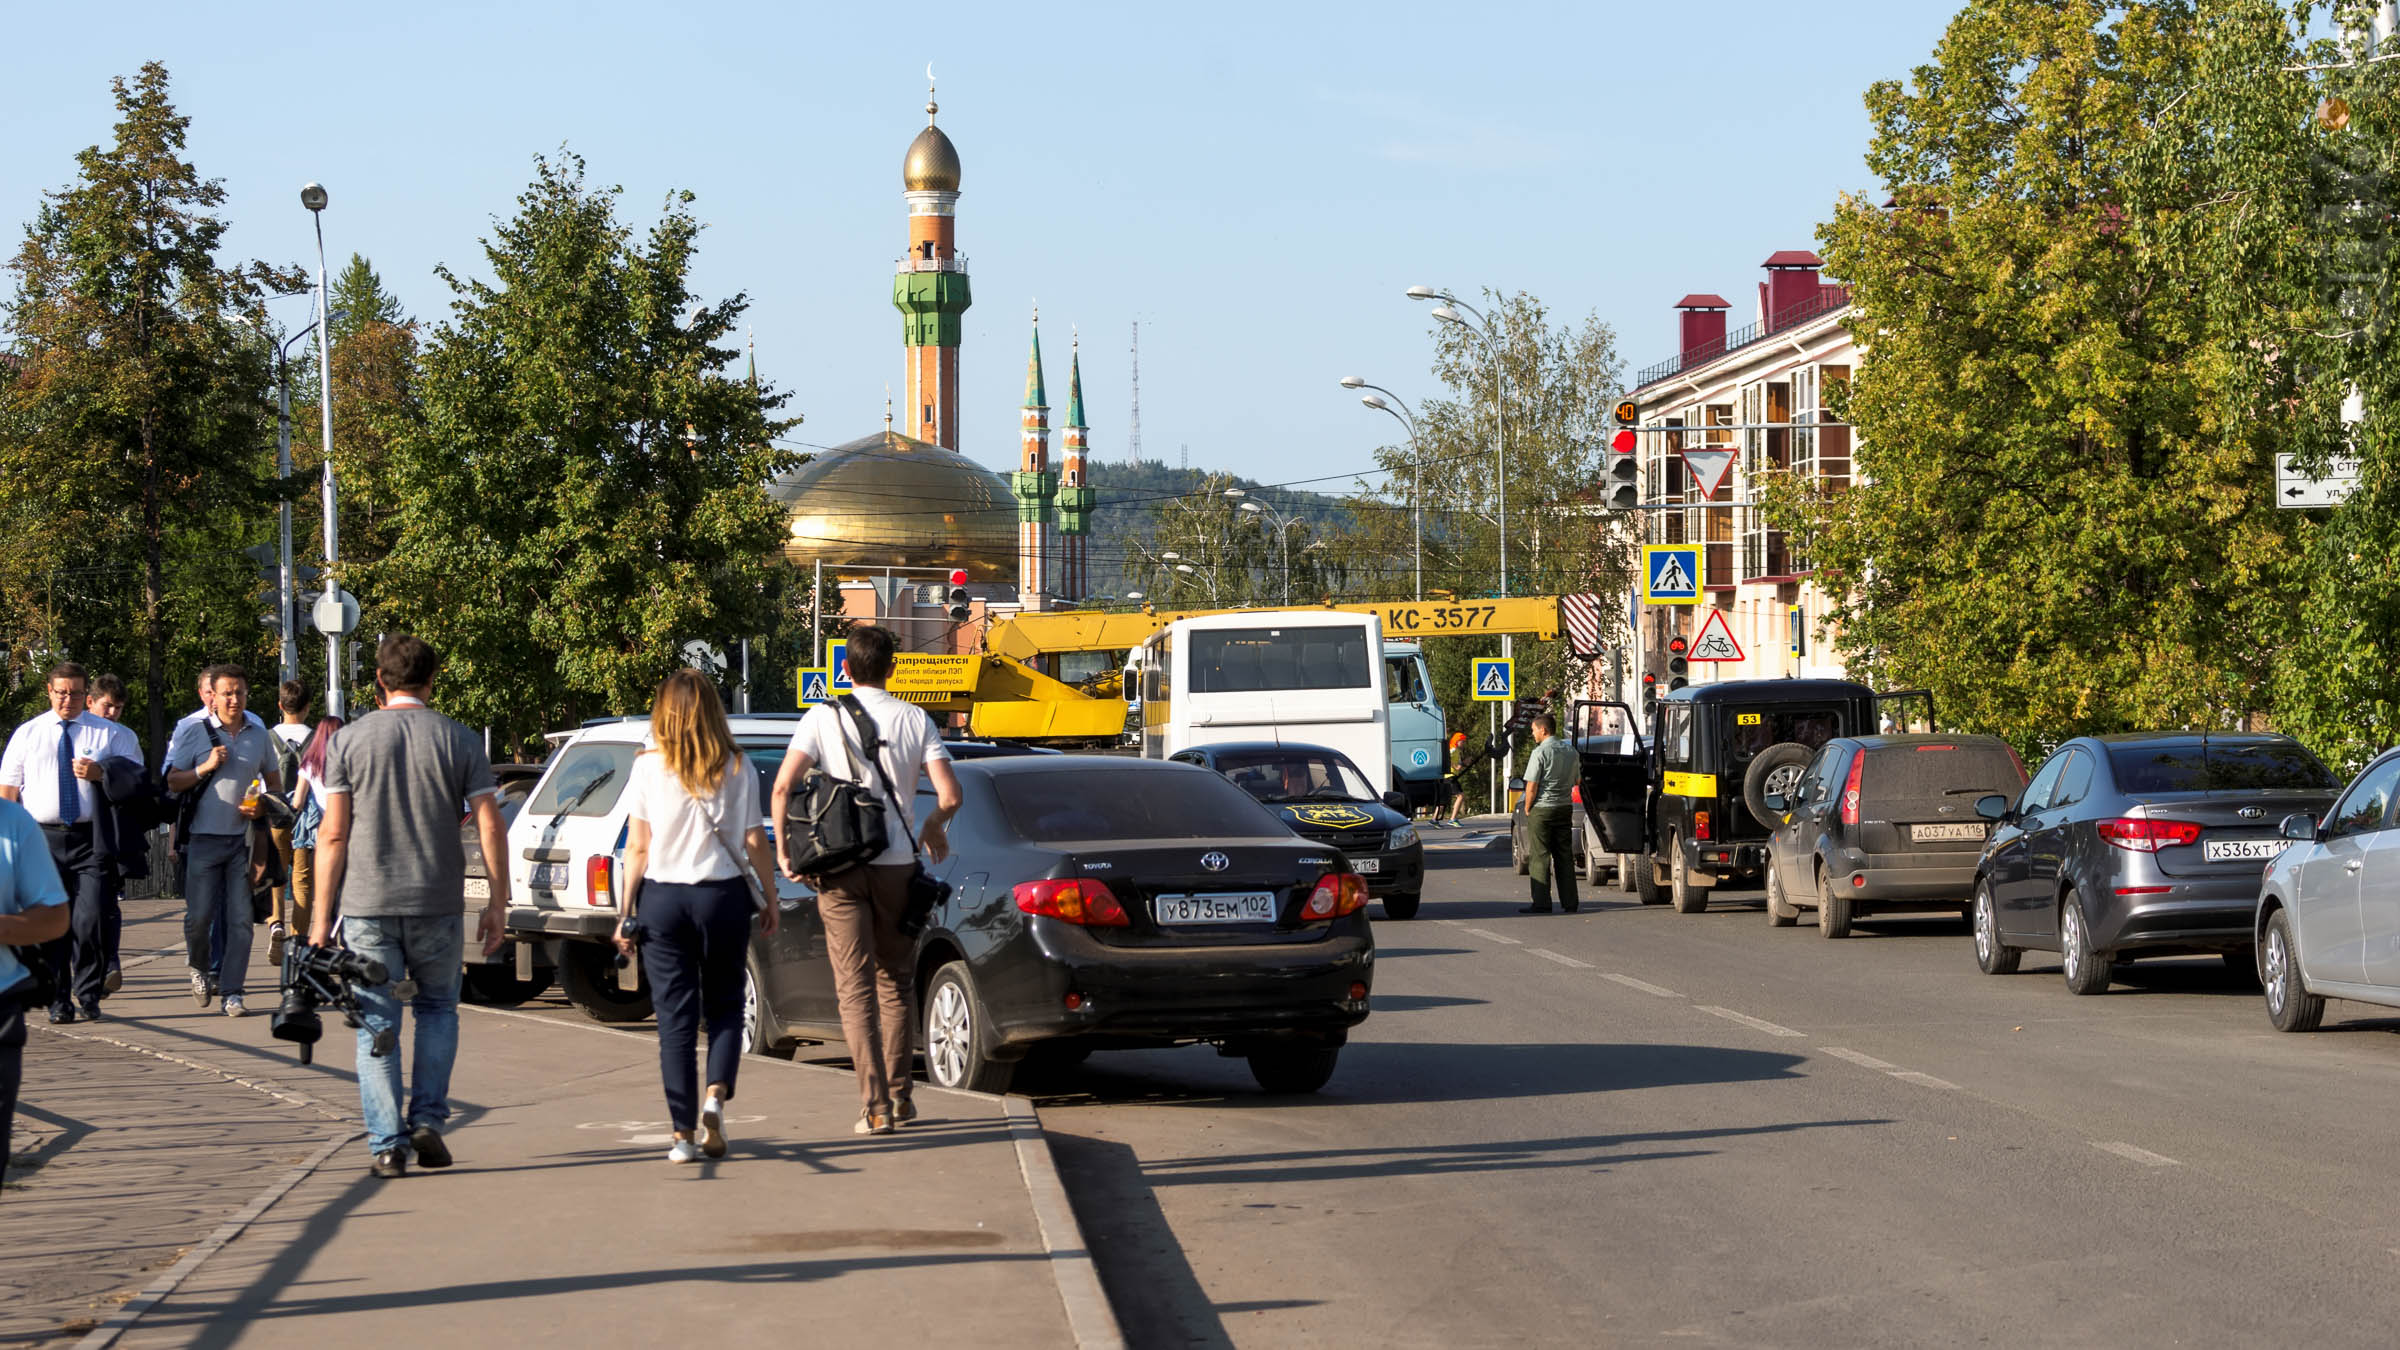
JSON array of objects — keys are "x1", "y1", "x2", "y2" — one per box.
[{"x1": 2254, "y1": 748, "x2": 2400, "y2": 1031}]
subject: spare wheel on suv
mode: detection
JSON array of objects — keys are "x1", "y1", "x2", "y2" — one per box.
[{"x1": 1744, "y1": 742, "x2": 1815, "y2": 828}]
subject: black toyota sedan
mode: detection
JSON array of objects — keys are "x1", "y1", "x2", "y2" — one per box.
[
  {"x1": 1970, "y1": 733, "x2": 2339, "y2": 993},
  {"x1": 1168, "y1": 741, "x2": 1426, "y2": 919},
  {"x1": 741, "y1": 756, "x2": 1375, "y2": 1096}
]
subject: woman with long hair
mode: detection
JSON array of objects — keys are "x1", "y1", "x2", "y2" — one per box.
[
  {"x1": 282, "y1": 715, "x2": 345, "y2": 960},
  {"x1": 614, "y1": 671, "x2": 778, "y2": 1163}
]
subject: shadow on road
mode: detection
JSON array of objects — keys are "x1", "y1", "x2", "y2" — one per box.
[
  {"x1": 1046, "y1": 1131, "x2": 1236, "y2": 1350},
  {"x1": 1366, "y1": 994, "x2": 1489, "y2": 1013}
]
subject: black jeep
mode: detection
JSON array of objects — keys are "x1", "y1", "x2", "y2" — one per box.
[{"x1": 1572, "y1": 680, "x2": 1933, "y2": 913}]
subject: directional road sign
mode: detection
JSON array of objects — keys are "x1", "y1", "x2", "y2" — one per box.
[
  {"x1": 1689, "y1": 608, "x2": 1744, "y2": 662},
  {"x1": 1471, "y1": 657, "x2": 1515, "y2": 702},
  {"x1": 826, "y1": 639, "x2": 852, "y2": 692},
  {"x1": 1643, "y1": 545, "x2": 1701, "y2": 605},
  {"x1": 796, "y1": 667, "x2": 830, "y2": 706},
  {"x1": 2276, "y1": 454, "x2": 2360, "y2": 509}
]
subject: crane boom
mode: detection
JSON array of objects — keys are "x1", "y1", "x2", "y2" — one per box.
[{"x1": 980, "y1": 596, "x2": 1562, "y2": 662}]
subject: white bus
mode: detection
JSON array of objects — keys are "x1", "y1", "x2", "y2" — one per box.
[{"x1": 1128, "y1": 610, "x2": 1391, "y2": 790}]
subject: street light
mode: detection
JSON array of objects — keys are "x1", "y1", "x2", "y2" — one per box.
[
  {"x1": 1236, "y1": 498, "x2": 1306, "y2": 604},
  {"x1": 235, "y1": 308, "x2": 342, "y2": 683},
  {"x1": 1344, "y1": 380, "x2": 1425, "y2": 599},
  {"x1": 302, "y1": 182, "x2": 344, "y2": 717}
]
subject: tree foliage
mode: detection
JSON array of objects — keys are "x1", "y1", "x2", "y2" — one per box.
[{"x1": 363, "y1": 154, "x2": 797, "y2": 748}]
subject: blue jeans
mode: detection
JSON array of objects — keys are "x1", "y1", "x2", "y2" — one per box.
[
  {"x1": 340, "y1": 915, "x2": 464, "y2": 1157},
  {"x1": 183, "y1": 833, "x2": 254, "y2": 997}
]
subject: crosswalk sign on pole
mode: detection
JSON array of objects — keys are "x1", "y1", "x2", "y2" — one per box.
[
  {"x1": 796, "y1": 667, "x2": 830, "y2": 706},
  {"x1": 1471, "y1": 657, "x2": 1515, "y2": 702},
  {"x1": 1642, "y1": 545, "x2": 1701, "y2": 605},
  {"x1": 826, "y1": 639, "x2": 852, "y2": 692},
  {"x1": 1688, "y1": 608, "x2": 1745, "y2": 662}
]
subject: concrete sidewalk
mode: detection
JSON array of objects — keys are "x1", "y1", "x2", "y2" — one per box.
[{"x1": 7, "y1": 899, "x2": 1117, "y2": 1349}]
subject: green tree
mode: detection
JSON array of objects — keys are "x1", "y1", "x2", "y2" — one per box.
[
  {"x1": 0, "y1": 63, "x2": 302, "y2": 750},
  {"x1": 1783, "y1": 0, "x2": 2304, "y2": 752},
  {"x1": 363, "y1": 153, "x2": 797, "y2": 748}
]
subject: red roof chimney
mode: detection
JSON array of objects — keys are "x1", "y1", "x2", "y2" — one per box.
[
  {"x1": 1763, "y1": 250, "x2": 1825, "y2": 332},
  {"x1": 1675, "y1": 294, "x2": 1730, "y2": 366}
]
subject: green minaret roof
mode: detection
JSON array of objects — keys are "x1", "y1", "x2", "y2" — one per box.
[
  {"x1": 1023, "y1": 317, "x2": 1047, "y2": 409},
  {"x1": 1066, "y1": 342, "x2": 1086, "y2": 429}
]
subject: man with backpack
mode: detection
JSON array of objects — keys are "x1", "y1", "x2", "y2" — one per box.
[{"x1": 768, "y1": 626, "x2": 962, "y2": 1136}]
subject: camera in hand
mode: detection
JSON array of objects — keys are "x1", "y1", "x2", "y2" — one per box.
[
  {"x1": 272, "y1": 943, "x2": 392, "y2": 1065},
  {"x1": 613, "y1": 914, "x2": 647, "y2": 969}
]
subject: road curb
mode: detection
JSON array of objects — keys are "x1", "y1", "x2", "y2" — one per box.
[{"x1": 1004, "y1": 1096, "x2": 1127, "y2": 1350}]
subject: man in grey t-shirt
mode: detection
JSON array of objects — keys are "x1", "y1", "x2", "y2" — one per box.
[
  {"x1": 308, "y1": 635, "x2": 509, "y2": 1179},
  {"x1": 165, "y1": 665, "x2": 283, "y2": 1014}
]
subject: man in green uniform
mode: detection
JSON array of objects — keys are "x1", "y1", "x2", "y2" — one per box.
[{"x1": 1519, "y1": 714, "x2": 1580, "y2": 915}]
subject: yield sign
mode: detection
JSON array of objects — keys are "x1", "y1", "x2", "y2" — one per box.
[
  {"x1": 1688, "y1": 608, "x2": 1744, "y2": 662},
  {"x1": 1681, "y1": 447, "x2": 1736, "y2": 499}
]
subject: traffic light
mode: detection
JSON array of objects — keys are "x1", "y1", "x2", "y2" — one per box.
[
  {"x1": 945, "y1": 568, "x2": 972, "y2": 622},
  {"x1": 1641, "y1": 672, "x2": 1659, "y2": 708},
  {"x1": 1667, "y1": 634, "x2": 1690, "y2": 691},
  {"x1": 243, "y1": 543, "x2": 279, "y2": 632},
  {"x1": 1604, "y1": 427, "x2": 1640, "y2": 511},
  {"x1": 1614, "y1": 398, "x2": 1638, "y2": 425}
]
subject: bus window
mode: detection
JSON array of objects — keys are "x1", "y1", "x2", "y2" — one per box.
[{"x1": 1188, "y1": 626, "x2": 1370, "y2": 693}]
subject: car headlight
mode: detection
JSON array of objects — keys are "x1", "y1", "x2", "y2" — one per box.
[{"x1": 1387, "y1": 824, "x2": 1418, "y2": 850}]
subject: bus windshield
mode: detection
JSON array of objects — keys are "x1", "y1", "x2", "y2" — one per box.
[{"x1": 1187, "y1": 626, "x2": 1372, "y2": 694}]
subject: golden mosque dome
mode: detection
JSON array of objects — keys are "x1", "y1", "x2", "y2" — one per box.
[
  {"x1": 771, "y1": 429, "x2": 1013, "y2": 579},
  {"x1": 903, "y1": 111, "x2": 961, "y2": 193}
]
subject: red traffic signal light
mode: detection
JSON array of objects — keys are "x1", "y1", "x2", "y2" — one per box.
[
  {"x1": 1667, "y1": 635, "x2": 1688, "y2": 655},
  {"x1": 948, "y1": 568, "x2": 970, "y2": 587},
  {"x1": 1610, "y1": 428, "x2": 1636, "y2": 454}
]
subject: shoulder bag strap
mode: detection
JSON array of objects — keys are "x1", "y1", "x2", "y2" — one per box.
[{"x1": 698, "y1": 757, "x2": 767, "y2": 911}]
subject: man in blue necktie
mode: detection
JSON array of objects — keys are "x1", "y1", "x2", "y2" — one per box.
[{"x1": 0, "y1": 662, "x2": 142, "y2": 1023}]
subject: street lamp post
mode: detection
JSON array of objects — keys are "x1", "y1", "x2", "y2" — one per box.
[
  {"x1": 1340, "y1": 378, "x2": 1424, "y2": 600},
  {"x1": 1231, "y1": 494, "x2": 1303, "y2": 604},
  {"x1": 1412, "y1": 286, "x2": 1511, "y2": 815},
  {"x1": 302, "y1": 182, "x2": 344, "y2": 716}
]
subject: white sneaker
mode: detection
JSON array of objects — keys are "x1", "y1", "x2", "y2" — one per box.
[
  {"x1": 697, "y1": 1099, "x2": 727, "y2": 1158},
  {"x1": 223, "y1": 996, "x2": 247, "y2": 1018},
  {"x1": 667, "y1": 1138, "x2": 699, "y2": 1164},
  {"x1": 191, "y1": 971, "x2": 212, "y2": 1007}
]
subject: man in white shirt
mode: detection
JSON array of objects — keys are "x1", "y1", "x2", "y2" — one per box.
[
  {"x1": 0, "y1": 662, "x2": 143, "y2": 1023},
  {"x1": 770, "y1": 625, "x2": 961, "y2": 1134}
]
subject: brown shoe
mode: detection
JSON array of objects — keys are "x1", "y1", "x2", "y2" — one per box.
[
  {"x1": 892, "y1": 1098, "x2": 918, "y2": 1127},
  {"x1": 853, "y1": 1107, "x2": 894, "y2": 1136}
]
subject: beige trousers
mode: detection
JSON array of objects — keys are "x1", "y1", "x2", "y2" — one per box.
[{"x1": 817, "y1": 864, "x2": 918, "y2": 1112}]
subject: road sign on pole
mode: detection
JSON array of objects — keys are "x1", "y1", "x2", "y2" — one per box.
[
  {"x1": 2276, "y1": 454, "x2": 2359, "y2": 509},
  {"x1": 1642, "y1": 546, "x2": 1700, "y2": 605},
  {"x1": 1680, "y1": 447, "x2": 1736, "y2": 499},
  {"x1": 796, "y1": 667, "x2": 829, "y2": 706},
  {"x1": 1689, "y1": 608, "x2": 1744, "y2": 662},
  {"x1": 1471, "y1": 657, "x2": 1515, "y2": 702},
  {"x1": 827, "y1": 639, "x2": 852, "y2": 692}
]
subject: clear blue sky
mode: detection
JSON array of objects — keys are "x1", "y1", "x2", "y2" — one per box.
[{"x1": 3, "y1": 1, "x2": 1954, "y2": 490}]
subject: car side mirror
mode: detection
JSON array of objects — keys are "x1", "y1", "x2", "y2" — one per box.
[
  {"x1": 1974, "y1": 794, "x2": 2012, "y2": 822},
  {"x1": 2280, "y1": 812, "x2": 2321, "y2": 843},
  {"x1": 1383, "y1": 791, "x2": 1409, "y2": 812},
  {"x1": 1764, "y1": 792, "x2": 1789, "y2": 814}
]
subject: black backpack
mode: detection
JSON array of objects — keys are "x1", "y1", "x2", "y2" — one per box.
[{"x1": 782, "y1": 696, "x2": 893, "y2": 879}]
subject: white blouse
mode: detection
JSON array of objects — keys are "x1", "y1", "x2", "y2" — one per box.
[{"x1": 627, "y1": 751, "x2": 760, "y2": 886}]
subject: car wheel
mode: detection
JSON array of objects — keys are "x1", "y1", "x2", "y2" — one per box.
[
  {"x1": 1247, "y1": 1044, "x2": 1341, "y2": 1094},
  {"x1": 1742, "y1": 743, "x2": 1815, "y2": 829},
  {"x1": 742, "y1": 960, "x2": 797, "y2": 1060},
  {"x1": 1765, "y1": 864, "x2": 1798, "y2": 928},
  {"x1": 1670, "y1": 835, "x2": 1706, "y2": 913},
  {"x1": 1634, "y1": 851, "x2": 1668, "y2": 905},
  {"x1": 1818, "y1": 867, "x2": 1853, "y2": 939},
  {"x1": 1511, "y1": 823, "x2": 1529, "y2": 875},
  {"x1": 922, "y1": 961, "x2": 1015, "y2": 1094},
  {"x1": 2261, "y1": 911, "x2": 2324, "y2": 1032},
  {"x1": 558, "y1": 942, "x2": 653, "y2": 1023},
  {"x1": 1617, "y1": 854, "x2": 1638, "y2": 895},
  {"x1": 1586, "y1": 838, "x2": 1609, "y2": 887},
  {"x1": 1381, "y1": 891, "x2": 1422, "y2": 921},
  {"x1": 461, "y1": 961, "x2": 552, "y2": 1008},
  {"x1": 2059, "y1": 890, "x2": 2111, "y2": 995},
  {"x1": 1972, "y1": 879, "x2": 2020, "y2": 974}
]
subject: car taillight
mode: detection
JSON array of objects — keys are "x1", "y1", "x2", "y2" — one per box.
[
  {"x1": 587, "y1": 854, "x2": 615, "y2": 907},
  {"x1": 1303, "y1": 873, "x2": 1370, "y2": 920},
  {"x1": 2096, "y1": 818, "x2": 2203, "y2": 852},
  {"x1": 1694, "y1": 809, "x2": 1712, "y2": 841},
  {"x1": 1840, "y1": 753, "x2": 1864, "y2": 826},
  {"x1": 1013, "y1": 878, "x2": 1130, "y2": 927}
]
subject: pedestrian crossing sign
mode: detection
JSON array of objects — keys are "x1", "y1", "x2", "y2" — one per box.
[
  {"x1": 827, "y1": 640, "x2": 852, "y2": 692},
  {"x1": 796, "y1": 667, "x2": 830, "y2": 706},
  {"x1": 1643, "y1": 545, "x2": 1701, "y2": 605},
  {"x1": 1471, "y1": 657, "x2": 1515, "y2": 702}
]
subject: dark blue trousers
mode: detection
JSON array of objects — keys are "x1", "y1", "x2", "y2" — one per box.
[
  {"x1": 39, "y1": 825, "x2": 115, "y2": 1010},
  {"x1": 636, "y1": 877, "x2": 753, "y2": 1132}
]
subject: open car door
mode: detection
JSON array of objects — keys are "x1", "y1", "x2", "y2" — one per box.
[
  {"x1": 1873, "y1": 688, "x2": 1937, "y2": 735},
  {"x1": 1570, "y1": 698, "x2": 1648, "y2": 854}
]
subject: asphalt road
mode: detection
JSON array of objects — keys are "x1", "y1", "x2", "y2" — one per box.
[{"x1": 1034, "y1": 836, "x2": 2400, "y2": 1349}]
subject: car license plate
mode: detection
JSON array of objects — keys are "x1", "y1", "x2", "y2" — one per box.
[
  {"x1": 1353, "y1": 858, "x2": 1380, "y2": 874},
  {"x1": 1153, "y1": 892, "x2": 1277, "y2": 925},
  {"x1": 2205, "y1": 838, "x2": 2284, "y2": 863},
  {"x1": 1912, "y1": 823, "x2": 1986, "y2": 843},
  {"x1": 529, "y1": 863, "x2": 570, "y2": 891},
  {"x1": 463, "y1": 877, "x2": 490, "y2": 900}
]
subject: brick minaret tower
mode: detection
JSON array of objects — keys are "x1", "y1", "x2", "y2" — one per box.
[
  {"x1": 893, "y1": 77, "x2": 970, "y2": 448},
  {"x1": 1057, "y1": 334, "x2": 1095, "y2": 600},
  {"x1": 1013, "y1": 311, "x2": 1057, "y2": 610}
]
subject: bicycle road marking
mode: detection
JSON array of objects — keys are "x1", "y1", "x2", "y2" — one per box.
[
  {"x1": 1694, "y1": 1005, "x2": 1804, "y2": 1038},
  {"x1": 2092, "y1": 1140, "x2": 2180, "y2": 1167},
  {"x1": 1526, "y1": 948, "x2": 1591, "y2": 969},
  {"x1": 1600, "y1": 972, "x2": 1683, "y2": 999}
]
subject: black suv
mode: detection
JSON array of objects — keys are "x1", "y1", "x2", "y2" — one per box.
[{"x1": 1575, "y1": 680, "x2": 1933, "y2": 913}]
